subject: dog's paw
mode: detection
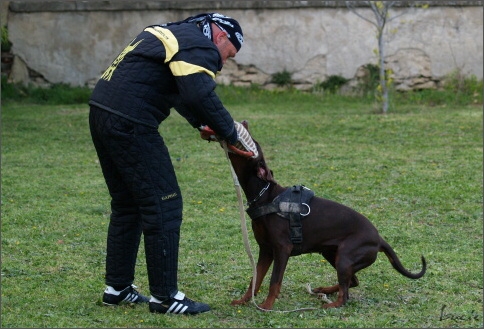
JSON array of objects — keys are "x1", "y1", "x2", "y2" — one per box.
[
  {"x1": 230, "y1": 299, "x2": 247, "y2": 306},
  {"x1": 258, "y1": 302, "x2": 274, "y2": 311},
  {"x1": 322, "y1": 301, "x2": 343, "y2": 309}
]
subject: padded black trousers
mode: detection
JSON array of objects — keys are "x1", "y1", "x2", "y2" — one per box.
[{"x1": 89, "y1": 107, "x2": 182, "y2": 300}]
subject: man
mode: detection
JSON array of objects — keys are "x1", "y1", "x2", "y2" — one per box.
[{"x1": 89, "y1": 13, "x2": 252, "y2": 315}]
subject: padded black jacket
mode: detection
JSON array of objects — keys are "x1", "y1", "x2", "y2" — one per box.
[{"x1": 89, "y1": 22, "x2": 237, "y2": 144}]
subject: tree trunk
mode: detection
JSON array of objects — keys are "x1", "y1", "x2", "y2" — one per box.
[{"x1": 378, "y1": 29, "x2": 389, "y2": 114}]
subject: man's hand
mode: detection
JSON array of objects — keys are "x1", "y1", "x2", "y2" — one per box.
[
  {"x1": 199, "y1": 122, "x2": 258, "y2": 159},
  {"x1": 199, "y1": 125, "x2": 219, "y2": 142}
]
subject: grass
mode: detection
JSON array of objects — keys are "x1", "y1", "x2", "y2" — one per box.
[
  {"x1": 1, "y1": 75, "x2": 92, "y2": 105},
  {"x1": 1, "y1": 86, "x2": 482, "y2": 328}
]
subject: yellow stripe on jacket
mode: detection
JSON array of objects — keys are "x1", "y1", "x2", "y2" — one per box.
[
  {"x1": 144, "y1": 26, "x2": 179, "y2": 62},
  {"x1": 169, "y1": 61, "x2": 216, "y2": 79}
]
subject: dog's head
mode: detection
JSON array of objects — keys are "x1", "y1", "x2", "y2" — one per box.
[{"x1": 229, "y1": 120, "x2": 275, "y2": 183}]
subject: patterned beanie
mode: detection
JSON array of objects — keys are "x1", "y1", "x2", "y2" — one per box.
[{"x1": 164, "y1": 13, "x2": 244, "y2": 52}]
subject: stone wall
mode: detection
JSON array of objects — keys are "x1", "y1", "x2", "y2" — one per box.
[{"x1": 4, "y1": 1, "x2": 483, "y2": 91}]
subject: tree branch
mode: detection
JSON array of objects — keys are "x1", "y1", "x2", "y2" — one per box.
[{"x1": 345, "y1": 1, "x2": 379, "y2": 28}]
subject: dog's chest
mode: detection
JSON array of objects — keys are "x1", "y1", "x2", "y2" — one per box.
[{"x1": 248, "y1": 185, "x2": 315, "y2": 255}]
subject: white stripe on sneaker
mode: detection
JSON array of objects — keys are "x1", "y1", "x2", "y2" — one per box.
[
  {"x1": 173, "y1": 303, "x2": 184, "y2": 313},
  {"x1": 167, "y1": 302, "x2": 179, "y2": 313},
  {"x1": 166, "y1": 301, "x2": 189, "y2": 314},
  {"x1": 124, "y1": 293, "x2": 137, "y2": 302}
]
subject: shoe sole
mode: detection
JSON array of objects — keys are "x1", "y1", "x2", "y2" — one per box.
[
  {"x1": 149, "y1": 306, "x2": 210, "y2": 315},
  {"x1": 150, "y1": 310, "x2": 210, "y2": 315},
  {"x1": 103, "y1": 301, "x2": 148, "y2": 306}
]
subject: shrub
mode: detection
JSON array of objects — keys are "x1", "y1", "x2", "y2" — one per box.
[
  {"x1": 357, "y1": 63, "x2": 380, "y2": 97},
  {"x1": 271, "y1": 70, "x2": 292, "y2": 87},
  {"x1": 442, "y1": 69, "x2": 483, "y2": 97},
  {"x1": 319, "y1": 75, "x2": 349, "y2": 94},
  {"x1": 1, "y1": 25, "x2": 12, "y2": 52},
  {"x1": 393, "y1": 70, "x2": 483, "y2": 106}
]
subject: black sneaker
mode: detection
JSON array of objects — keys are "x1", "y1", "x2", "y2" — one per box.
[
  {"x1": 149, "y1": 291, "x2": 210, "y2": 315},
  {"x1": 102, "y1": 284, "x2": 149, "y2": 305}
]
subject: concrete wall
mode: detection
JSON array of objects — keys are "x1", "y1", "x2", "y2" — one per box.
[{"x1": 5, "y1": 1, "x2": 484, "y2": 90}]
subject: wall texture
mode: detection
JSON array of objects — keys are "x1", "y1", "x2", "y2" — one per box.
[{"x1": 5, "y1": 1, "x2": 484, "y2": 90}]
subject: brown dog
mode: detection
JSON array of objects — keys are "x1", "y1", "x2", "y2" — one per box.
[{"x1": 227, "y1": 121, "x2": 426, "y2": 310}]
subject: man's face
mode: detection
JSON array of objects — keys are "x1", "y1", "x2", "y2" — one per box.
[{"x1": 213, "y1": 30, "x2": 237, "y2": 65}]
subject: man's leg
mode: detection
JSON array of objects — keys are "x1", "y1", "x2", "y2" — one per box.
[
  {"x1": 89, "y1": 108, "x2": 147, "y2": 304},
  {"x1": 129, "y1": 130, "x2": 183, "y2": 300},
  {"x1": 132, "y1": 125, "x2": 210, "y2": 314}
]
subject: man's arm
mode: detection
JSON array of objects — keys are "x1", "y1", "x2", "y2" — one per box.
[{"x1": 169, "y1": 45, "x2": 238, "y2": 144}]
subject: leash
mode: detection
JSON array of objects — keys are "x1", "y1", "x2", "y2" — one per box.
[
  {"x1": 221, "y1": 141, "x2": 325, "y2": 313},
  {"x1": 221, "y1": 141, "x2": 260, "y2": 311}
]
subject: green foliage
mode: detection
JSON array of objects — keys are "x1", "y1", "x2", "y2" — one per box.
[
  {"x1": 2, "y1": 73, "x2": 481, "y2": 109},
  {"x1": 393, "y1": 70, "x2": 483, "y2": 107},
  {"x1": 357, "y1": 63, "x2": 381, "y2": 97},
  {"x1": 442, "y1": 69, "x2": 483, "y2": 97},
  {"x1": 318, "y1": 75, "x2": 349, "y2": 94},
  {"x1": 2, "y1": 87, "x2": 482, "y2": 328},
  {"x1": 1, "y1": 76, "x2": 92, "y2": 105},
  {"x1": 271, "y1": 69, "x2": 293, "y2": 87},
  {"x1": 1, "y1": 25, "x2": 12, "y2": 52}
]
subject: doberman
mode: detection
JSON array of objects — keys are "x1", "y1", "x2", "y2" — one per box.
[{"x1": 226, "y1": 121, "x2": 426, "y2": 310}]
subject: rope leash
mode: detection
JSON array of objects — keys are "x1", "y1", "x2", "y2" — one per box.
[
  {"x1": 221, "y1": 141, "x2": 260, "y2": 311},
  {"x1": 221, "y1": 141, "x2": 324, "y2": 313}
]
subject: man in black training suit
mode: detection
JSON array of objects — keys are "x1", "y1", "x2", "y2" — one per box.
[{"x1": 89, "y1": 13, "x2": 253, "y2": 315}]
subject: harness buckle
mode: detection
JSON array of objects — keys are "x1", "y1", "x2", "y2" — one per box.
[{"x1": 300, "y1": 203, "x2": 310, "y2": 216}]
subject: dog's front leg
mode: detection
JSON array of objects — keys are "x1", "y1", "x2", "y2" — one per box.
[
  {"x1": 258, "y1": 246, "x2": 291, "y2": 310},
  {"x1": 231, "y1": 248, "x2": 273, "y2": 306}
]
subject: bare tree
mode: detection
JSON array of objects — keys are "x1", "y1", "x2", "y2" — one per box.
[{"x1": 346, "y1": 1, "x2": 411, "y2": 113}]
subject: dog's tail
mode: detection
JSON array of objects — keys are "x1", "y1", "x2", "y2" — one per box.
[{"x1": 379, "y1": 238, "x2": 426, "y2": 279}]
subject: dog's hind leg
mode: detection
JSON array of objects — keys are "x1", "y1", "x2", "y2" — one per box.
[
  {"x1": 312, "y1": 248, "x2": 354, "y2": 295},
  {"x1": 313, "y1": 275, "x2": 359, "y2": 295},
  {"x1": 313, "y1": 284, "x2": 339, "y2": 295},
  {"x1": 321, "y1": 257, "x2": 355, "y2": 308},
  {"x1": 231, "y1": 248, "x2": 273, "y2": 306},
  {"x1": 322, "y1": 244, "x2": 377, "y2": 308}
]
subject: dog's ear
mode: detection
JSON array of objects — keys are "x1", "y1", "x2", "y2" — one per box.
[
  {"x1": 257, "y1": 165, "x2": 268, "y2": 181},
  {"x1": 241, "y1": 120, "x2": 249, "y2": 130},
  {"x1": 257, "y1": 162, "x2": 275, "y2": 182}
]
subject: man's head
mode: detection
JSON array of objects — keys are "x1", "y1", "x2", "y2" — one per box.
[
  {"x1": 211, "y1": 23, "x2": 238, "y2": 64},
  {"x1": 163, "y1": 13, "x2": 244, "y2": 64},
  {"x1": 207, "y1": 13, "x2": 244, "y2": 53},
  {"x1": 169, "y1": 13, "x2": 243, "y2": 52}
]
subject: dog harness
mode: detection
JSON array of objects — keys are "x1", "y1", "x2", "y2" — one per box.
[{"x1": 246, "y1": 185, "x2": 314, "y2": 255}]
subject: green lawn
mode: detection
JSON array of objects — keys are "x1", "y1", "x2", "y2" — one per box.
[{"x1": 1, "y1": 87, "x2": 482, "y2": 327}]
